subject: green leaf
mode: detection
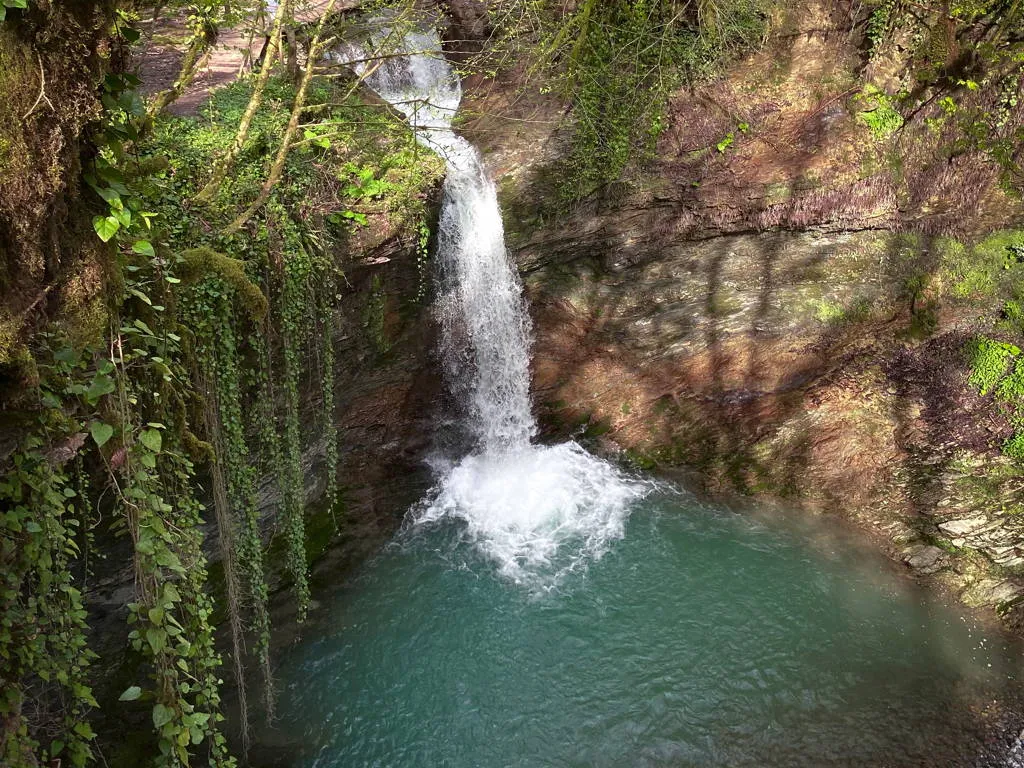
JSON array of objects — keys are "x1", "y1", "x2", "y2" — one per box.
[
  {"x1": 0, "y1": 8, "x2": 7, "y2": 22},
  {"x1": 129, "y1": 288, "x2": 152, "y2": 306},
  {"x1": 90, "y1": 421, "x2": 114, "y2": 448},
  {"x1": 85, "y1": 374, "x2": 116, "y2": 404},
  {"x1": 155, "y1": 550, "x2": 181, "y2": 571},
  {"x1": 146, "y1": 627, "x2": 167, "y2": 654},
  {"x1": 140, "y1": 428, "x2": 162, "y2": 453},
  {"x1": 190, "y1": 712, "x2": 210, "y2": 726},
  {"x1": 152, "y1": 703, "x2": 174, "y2": 729},
  {"x1": 92, "y1": 215, "x2": 120, "y2": 243},
  {"x1": 162, "y1": 582, "x2": 181, "y2": 604},
  {"x1": 119, "y1": 685, "x2": 142, "y2": 701},
  {"x1": 132, "y1": 240, "x2": 156, "y2": 258},
  {"x1": 96, "y1": 187, "x2": 121, "y2": 206},
  {"x1": 53, "y1": 346, "x2": 77, "y2": 363}
]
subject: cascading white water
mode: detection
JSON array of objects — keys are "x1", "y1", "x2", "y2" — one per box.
[
  {"x1": 348, "y1": 24, "x2": 650, "y2": 584},
  {"x1": 345, "y1": 26, "x2": 535, "y2": 451}
]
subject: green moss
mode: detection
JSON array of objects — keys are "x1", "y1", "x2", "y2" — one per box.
[
  {"x1": 934, "y1": 235, "x2": 967, "y2": 262},
  {"x1": 966, "y1": 337, "x2": 1024, "y2": 462},
  {"x1": 922, "y1": 533, "x2": 962, "y2": 554},
  {"x1": 974, "y1": 230, "x2": 1024, "y2": 266},
  {"x1": 950, "y1": 255, "x2": 998, "y2": 299},
  {"x1": 968, "y1": 337, "x2": 1019, "y2": 395},
  {"x1": 266, "y1": 488, "x2": 345, "y2": 585},
  {"x1": 182, "y1": 428, "x2": 214, "y2": 463},
  {"x1": 124, "y1": 155, "x2": 170, "y2": 180},
  {"x1": 0, "y1": 343, "x2": 37, "y2": 399},
  {"x1": 177, "y1": 247, "x2": 268, "y2": 320},
  {"x1": 1001, "y1": 299, "x2": 1024, "y2": 333},
  {"x1": 362, "y1": 274, "x2": 391, "y2": 355},
  {"x1": 811, "y1": 299, "x2": 847, "y2": 323},
  {"x1": 707, "y1": 291, "x2": 743, "y2": 317},
  {"x1": 763, "y1": 182, "x2": 792, "y2": 205},
  {"x1": 941, "y1": 230, "x2": 1024, "y2": 300},
  {"x1": 583, "y1": 416, "x2": 613, "y2": 438},
  {"x1": 808, "y1": 296, "x2": 872, "y2": 326},
  {"x1": 623, "y1": 448, "x2": 657, "y2": 471},
  {"x1": 906, "y1": 299, "x2": 938, "y2": 340},
  {"x1": 0, "y1": 135, "x2": 10, "y2": 173},
  {"x1": 0, "y1": 28, "x2": 35, "y2": 186},
  {"x1": 0, "y1": 308, "x2": 21, "y2": 365},
  {"x1": 302, "y1": 491, "x2": 345, "y2": 567}
]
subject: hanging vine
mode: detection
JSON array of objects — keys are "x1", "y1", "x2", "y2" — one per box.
[
  {"x1": 180, "y1": 265, "x2": 274, "y2": 734},
  {"x1": 316, "y1": 261, "x2": 340, "y2": 526},
  {"x1": 274, "y1": 205, "x2": 313, "y2": 621},
  {"x1": 107, "y1": 247, "x2": 237, "y2": 768},
  {"x1": 0, "y1": 388, "x2": 98, "y2": 768}
]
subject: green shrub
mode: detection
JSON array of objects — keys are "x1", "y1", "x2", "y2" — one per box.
[
  {"x1": 857, "y1": 85, "x2": 904, "y2": 139},
  {"x1": 1005, "y1": 431, "x2": 1024, "y2": 461}
]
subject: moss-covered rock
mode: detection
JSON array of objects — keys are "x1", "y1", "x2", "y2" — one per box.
[
  {"x1": 178, "y1": 246, "x2": 269, "y2": 320},
  {"x1": 0, "y1": 1, "x2": 113, "y2": 403}
]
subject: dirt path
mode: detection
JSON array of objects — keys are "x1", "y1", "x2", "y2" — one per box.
[{"x1": 136, "y1": 1, "x2": 345, "y2": 116}]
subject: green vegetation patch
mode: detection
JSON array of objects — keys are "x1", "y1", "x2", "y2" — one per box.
[
  {"x1": 178, "y1": 246, "x2": 268, "y2": 320},
  {"x1": 968, "y1": 337, "x2": 1024, "y2": 460},
  {"x1": 969, "y1": 337, "x2": 1020, "y2": 395},
  {"x1": 960, "y1": 232, "x2": 1024, "y2": 462},
  {"x1": 856, "y1": 85, "x2": 904, "y2": 140},
  {"x1": 152, "y1": 76, "x2": 442, "y2": 240},
  {"x1": 941, "y1": 231, "x2": 1024, "y2": 300},
  {"x1": 808, "y1": 296, "x2": 873, "y2": 326}
]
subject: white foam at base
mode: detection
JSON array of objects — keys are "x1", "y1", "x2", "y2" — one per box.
[{"x1": 418, "y1": 443, "x2": 651, "y2": 585}]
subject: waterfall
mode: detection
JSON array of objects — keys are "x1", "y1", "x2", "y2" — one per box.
[{"x1": 349, "y1": 23, "x2": 649, "y2": 585}]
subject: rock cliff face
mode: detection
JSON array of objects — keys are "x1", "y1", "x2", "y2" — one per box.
[
  {"x1": 268, "y1": 230, "x2": 443, "y2": 624},
  {"x1": 454, "y1": 0, "x2": 1024, "y2": 625},
  {"x1": 0, "y1": 1, "x2": 114, "y2": 417},
  {"x1": 520, "y1": 229, "x2": 1024, "y2": 613}
]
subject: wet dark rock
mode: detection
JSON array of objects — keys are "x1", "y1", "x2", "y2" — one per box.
[{"x1": 902, "y1": 544, "x2": 946, "y2": 574}]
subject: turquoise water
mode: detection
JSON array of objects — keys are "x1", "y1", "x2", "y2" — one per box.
[{"x1": 262, "y1": 489, "x2": 1023, "y2": 767}]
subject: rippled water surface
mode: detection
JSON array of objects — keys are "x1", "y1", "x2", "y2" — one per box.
[{"x1": 264, "y1": 490, "x2": 1024, "y2": 767}]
